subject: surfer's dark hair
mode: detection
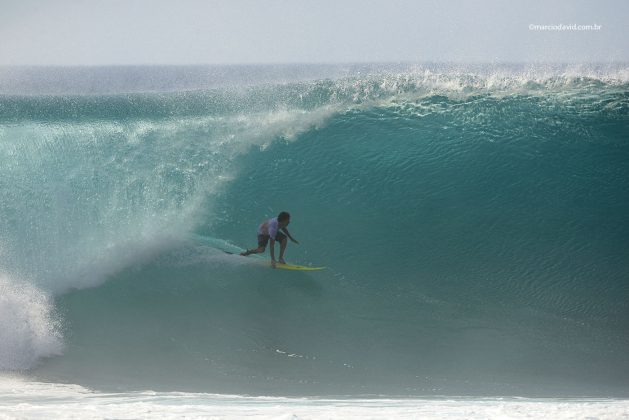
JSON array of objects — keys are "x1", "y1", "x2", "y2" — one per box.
[{"x1": 278, "y1": 211, "x2": 290, "y2": 222}]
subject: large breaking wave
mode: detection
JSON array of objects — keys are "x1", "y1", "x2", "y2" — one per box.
[{"x1": 0, "y1": 64, "x2": 628, "y2": 396}]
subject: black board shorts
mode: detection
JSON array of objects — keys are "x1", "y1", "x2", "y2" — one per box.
[{"x1": 257, "y1": 231, "x2": 287, "y2": 247}]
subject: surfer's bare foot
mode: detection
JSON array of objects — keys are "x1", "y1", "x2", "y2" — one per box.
[{"x1": 279, "y1": 258, "x2": 286, "y2": 264}]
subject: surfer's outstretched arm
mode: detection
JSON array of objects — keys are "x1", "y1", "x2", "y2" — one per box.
[{"x1": 282, "y1": 228, "x2": 299, "y2": 244}]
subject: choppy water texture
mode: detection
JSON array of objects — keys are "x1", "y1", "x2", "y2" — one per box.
[{"x1": 0, "y1": 64, "x2": 628, "y2": 398}]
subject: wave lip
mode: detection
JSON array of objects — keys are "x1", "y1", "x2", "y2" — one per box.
[{"x1": 0, "y1": 275, "x2": 63, "y2": 370}]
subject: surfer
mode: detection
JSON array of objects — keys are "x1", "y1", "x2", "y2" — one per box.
[{"x1": 240, "y1": 211, "x2": 299, "y2": 268}]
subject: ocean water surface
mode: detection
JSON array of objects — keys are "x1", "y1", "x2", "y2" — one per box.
[{"x1": 0, "y1": 63, "x2": 628, "y2": 417}]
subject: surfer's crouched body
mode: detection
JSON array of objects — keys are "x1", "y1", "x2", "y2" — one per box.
[{"x1": 241, "y1": 211, "x2": 299, "y2": 268}]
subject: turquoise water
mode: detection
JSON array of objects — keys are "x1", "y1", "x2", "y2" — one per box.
[{"x1": 0, "y1": 64, "x2": 628, "y2": 397}]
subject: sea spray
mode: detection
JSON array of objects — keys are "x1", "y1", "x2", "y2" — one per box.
[{"x1": 0, "y1": 274, "x2": 63, "y2": 370}]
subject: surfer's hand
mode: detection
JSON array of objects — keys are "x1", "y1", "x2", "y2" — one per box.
[{"x1": 292, "y1": 239, "x2": 299, "y2": 245}]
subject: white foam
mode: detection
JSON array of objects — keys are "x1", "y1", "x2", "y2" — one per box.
[
  {"x1": 0, "y1": 275, "x2": 63, "y2": 371},
  {"x1": 0, "y1": 376, "x2": 628, "y2": 420}
]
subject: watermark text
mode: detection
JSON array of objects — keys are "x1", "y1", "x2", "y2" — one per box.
[{"x1": 529, "y1": 23, "x2": 602, "y2": 31}]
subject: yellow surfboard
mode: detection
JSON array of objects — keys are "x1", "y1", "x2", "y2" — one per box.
[
  {"x1": 274, "y1": 262, "x2": 326, "y2": 271},
  {"x1": 223, "y1": 251, "x2": 325, "y2": 271}
]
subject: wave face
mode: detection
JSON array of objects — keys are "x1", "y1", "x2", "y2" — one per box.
[{"x1": 0, "y1": 64, "x2": 628, "y2": 396}]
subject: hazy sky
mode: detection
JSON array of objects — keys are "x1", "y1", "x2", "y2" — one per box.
[{"x1": 1, "y1": 0, "x2": 627, "y2": 65}]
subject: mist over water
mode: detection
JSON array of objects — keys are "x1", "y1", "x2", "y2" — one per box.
[{"x1": 0, "y1": 64, "x2": 628, "y2": 397}]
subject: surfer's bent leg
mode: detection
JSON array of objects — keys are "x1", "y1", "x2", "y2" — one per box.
[
  {"x1": 241, "y1": 234, "x2": 269, "y2": 256},
  {"x1": 241, "y1": 246, "x2": 265, "y2": 256}
]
